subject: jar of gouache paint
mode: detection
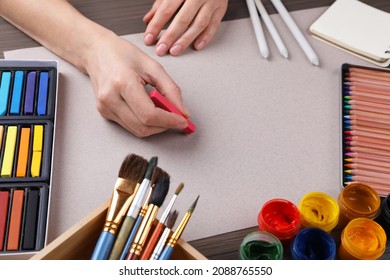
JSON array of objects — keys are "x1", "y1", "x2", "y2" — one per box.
[
  {"x1": 298, "y1": 192, "x2": 339, "y2": 232},
  {"x1": 375, "y1": 193, "x2": 390, "y2": 238},
  {"x1": 337, "y1": 183, "x2": 381, "y2": 229},
  {"x1": 239, "y1": 231, "x2": 283, "y2": 260},
  {"x1": 338, "y1": 218, "x2": 387, "y2": 260},
  {"x1": 258, "y1": 199, "x2": 300, "y2": 248},
  {"x1": 290, "y1": 227, "x2": 336, "y2": 260}
]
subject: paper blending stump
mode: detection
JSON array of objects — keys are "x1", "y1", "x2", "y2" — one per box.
[{"x1": 4, "y1": 7, "x2": 376, "y2": 243}]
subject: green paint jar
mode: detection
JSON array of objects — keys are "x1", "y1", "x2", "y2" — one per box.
[{"x1": 239, "y1": 231, "x2": 283, "y2": 260}]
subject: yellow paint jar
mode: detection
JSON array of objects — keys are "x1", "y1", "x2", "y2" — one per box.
[
  {"x1": 298, "y1": 192, "x2": 339, "y2": 232},
  {"x1": 338, "y1": 218, "x2": 387, "y2": 260},
  {"x1": 337, "y1": 183, "x2": 381, "y2": 229}
]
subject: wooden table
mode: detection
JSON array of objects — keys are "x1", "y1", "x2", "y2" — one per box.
[{"x1": 1, "y1": 0, "x2": 389, "y2": 260}]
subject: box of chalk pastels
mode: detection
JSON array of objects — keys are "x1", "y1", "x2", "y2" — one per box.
[
  {"x1": 341, "y1": 63, "x2": 390, "y2": 197},
  {"x1": 0, "y1": 60, "x2": 58, "y2": 259}
]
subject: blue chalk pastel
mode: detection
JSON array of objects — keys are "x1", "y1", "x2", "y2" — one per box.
[
  {"x1": 37, "y1": 72, "x2": 49, "y2": 115},
  {"x1": 10, "y1": 71, "x2": 24, "y2": 115},
  {"x1": 0, "y1": 72, "x2": 11, "y2": 116},
  {"x1": 24, "y1": 71, "x2": 36, "y2": 115}
]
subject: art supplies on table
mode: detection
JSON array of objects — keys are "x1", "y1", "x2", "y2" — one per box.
[
  {"x1": 310, "y1": 0, "x2": 390, "y2": 67},
  {"x1": 246, "y1": 0, "x2": 318, "y2": 65},
  {"x1": 341, "y1": 63, "x2": 390, "y2": 196},
  {"x1": 91, "y1": 153, "x2": 199, "y2": 260},
  {"x1": 0, "y1": 60, "x2": 58, "y2": 259}
]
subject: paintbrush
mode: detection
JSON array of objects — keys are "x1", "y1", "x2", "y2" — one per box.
[
  {"x1": 109, "y1": 156, "x2": 158, "y2": 260},
  {"x1": 126, "y1": 171, "x2": 170, "y2": 260},
  {"x1": 140, "y1": 183, "x2": 184, "y2": 260},
  {"x1": 118, "y1": 167, "x2": 163, "y2": 260},
  {"x1": 91, "y1": 154, "x2": 148, "y2": 260},
  {"x1": 150, "y1": 210, "x2": 179, "y2": 260},
  {"x1": 158, "y1": 195, "x2": 199, "y2": 260}
]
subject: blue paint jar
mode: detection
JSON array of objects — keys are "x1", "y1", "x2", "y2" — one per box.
[{"x1": 290, "y1": 227, "x2": 336, "y2": 260}]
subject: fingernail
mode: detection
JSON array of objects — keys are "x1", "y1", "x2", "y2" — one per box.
[
  {"x1": 195, "y1": 40, "x2": 206, "y2": 51},
  {"x1": 170, "y1": 44, "x2": 182, "y2": 56},
  {"x1": 156, "y1": 43, "x2": 168, "y2": 56},
  {"x1": 177, "y1": 120, "x2": 188, "y2": 130},
  {"x1": 144, "y1": 33, "x2": 154, "y2": 45}
]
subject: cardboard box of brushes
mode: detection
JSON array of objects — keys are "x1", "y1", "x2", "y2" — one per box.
[
  {"x1": 0, "y1": 60, "x2": 58, "y2": 259},
  {"x1": 31, "y1": 153, "x2": 207, "y2": 260}
]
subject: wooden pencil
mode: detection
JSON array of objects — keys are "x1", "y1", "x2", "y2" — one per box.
[
  {"x1": 345, "y1": 114, "x2": 390, "y2": 125},
  {"x1": 349, "y1": 67, "x2": 390, "y2": 78},
  {"x1": 346, "y1": 145, "x2": 390, "y2": 157},
  {"x1": 345, "y1": 104, "x2": 390, "y2": 117},
  {"x1": 345, "y1": 157, "x2": 390, "y2": 168},
  {"x1": 345, "y1": 77, "x2": 390, "y2": 87},
  {"x1": 347, "y1": 72, "x2": 390, "y2": 82},
  {"x1": 344, "y1": 94, "x2": 390, "y2": 106},
  {"x1": 345, "y1": 163, "x2": 390, "y2": 174},
  {"x1": 345, "y1": 168, "x2": 390, "y2": 180},
  {"x1": 345, "y1": 118, "x2": 390, "y2": 131},
  {"x1": 347, "y1": 125, "x2": 390, "y2": 137},
  {"x1": 344, "y1": 180, "x2": 389, "y2": 196},
  {"x1": 345, "y1": 140, "x2": 390, "y2": 152},
  {"x1": 345, "y1": 151, "x2": 390, "y2": 162},
  {"x1": 345, "y1": 129, "x2": 390, "y2": 141},
  {"x1": 344, "y1": 174, "x2": 390, "y2": 187},
  {"x1": 346, "y1": 83, "x2": 390, "y2": 95},
  {"x1": 345, "y1": 98, "x2": 390, "y2": 110}
]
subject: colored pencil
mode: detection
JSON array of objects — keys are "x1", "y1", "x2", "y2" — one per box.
[
  {"x1": 347, "y1": 72, "x2": 390, "y2": 83},
  {"x1": 140, "y1": 183, "x2": 184, "y2": 260},
  {"x1": 345, "y1": 129, "x2": 390, "y2": 141},
  {"x1": 345, "y1": 152, "x2": 390, "y2": 163},
  {"x1": 346, "y1": 125, "x2": 390, "y2": 137},
  {"x1": 345, "y1": 98, "x2": 390, "y2": 111},
  {"x1": 345, "y1": 163, "x2": 390, "y2": 174},
  {"x1": 348, "y1": 110, "x2": 390, "y2": 120},
  {"x1": 126, "y1": 171, "x2": 170, "y2": 260},
  {"x1": 344, "y1": 94, "x2": 390, "y2": 106},
  {"x1": 349, "y1": 67, "x2": 390, "y2": 77},
  {"x1": 345, "y1": 169, "x2": 390, "y2": 180},
  {"x1": 345, "y1": 157, "x2": 390, "y2": 169},
  {"x1": 108, "y1": 156, "x2": 158, "y2": 260},
  {"x1": 91, "y1": 154, "x2": 148, "y2": 260},
  {"x1": 345, "y1": 76, "x2": 390, "y2": 87},
  {"x1": 345, "y1": 84, "x2": 390, "y2": 95},
  {"x1": 345, "y1": 104, "x2": 390, "y2": 117},
  {"x1": 345, "y1": 135, "x2": 390, "y2": 146},
  {"x1": 346, "y1": 140, "x2": 390, "y2": 152},
  {"x1": 344, "y1": 114, "x2": 390, "y2": 125},
  {"x1": 344, "y1": 118, "x2": 390, "y2": 131},
  {"x1": 150, "y1": 210, "x2": 179, "y2": 260}
]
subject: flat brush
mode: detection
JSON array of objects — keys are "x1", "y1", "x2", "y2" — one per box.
[
  {"x1": 150, "y1": 210, "x2": 179, "y2": 260},
  {"x1": 140, "y1": 183, "x2": 184, "y2": 260},
  {"x1": 126, "y1": 171, "x2": 170, "y2": 260},
  {"x1": 109, "y1": 156, "x2": 158, "y2": 260},
  {"x1": 159, "y1": 195, "x2": 199, "y2": 260},
  {"x1": 91, "y1": 154, "x2": 148, "y2": 260},
  {"x1": 118, "y1": 167, "x2": 163, "y2": 260}
]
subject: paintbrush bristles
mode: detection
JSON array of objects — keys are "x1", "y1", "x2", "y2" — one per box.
[
  {"x1": 150, "y1": 172, "x2": 170, "y2": 207},
  {"x1": 118, "y1": 154, "x2": 148, "y2": 181},
  {"x1": 166, "y1": 210, "x2": 179, "y2": 228},
  {"x1": 144, "y1": 157, "x2": 158, "y2": 180},
  {"x1": 175, "y1": 183, "x2": 184, "y2": 195},
  {"x1": 189, "y1": 195, "x2": 200, "y2": 213},
  {"x1": 150, "y1": 167, "x2": 163, "y2": 186}
]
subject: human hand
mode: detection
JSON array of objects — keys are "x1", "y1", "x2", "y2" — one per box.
[
  {"x1": 143, "y1": 0, "x2": 228, "y2": 56},
  {"x1": 85, "y1": 31, "x2": 190, "y2": 137}
]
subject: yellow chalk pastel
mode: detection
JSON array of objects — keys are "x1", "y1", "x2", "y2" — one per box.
[
  {"x1": 1, "y1": 126, "x2": 17, "y2": 177},
  {"x1": 31, "y1": 125, "x2": 44, "y2": 177}
]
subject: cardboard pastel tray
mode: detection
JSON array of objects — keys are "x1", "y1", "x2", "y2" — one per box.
[
  {"x1": 341, "y1": 63, "x2": 390, "y2": 197},
  {"x1": 0, "y1": 60, "x2": 58, "y2": 259},
  {"x1": 30, "y1": 199, "x2": 207, "y2": 260}
]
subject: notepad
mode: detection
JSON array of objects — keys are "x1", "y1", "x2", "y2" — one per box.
[{"x1": 310, "y1": 0, "x2": 390, "y2": 67}]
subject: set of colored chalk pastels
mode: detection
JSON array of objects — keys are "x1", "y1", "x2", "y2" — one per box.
[{"x1": 0, "y1": 60, "x2": 58, "y2": 259}]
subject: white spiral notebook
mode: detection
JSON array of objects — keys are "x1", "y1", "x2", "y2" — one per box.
[{"x1": 310, "y1": 0, "x2": 390, "y2": 67}]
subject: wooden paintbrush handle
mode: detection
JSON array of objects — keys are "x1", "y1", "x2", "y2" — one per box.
[{"x1": 139, "y1": 222, "x2": 165, "y2": 260}]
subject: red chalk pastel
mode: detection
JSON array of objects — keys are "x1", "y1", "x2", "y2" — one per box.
[{"x1": 149, "y1": 90, "x2": 196, "y2": 134}]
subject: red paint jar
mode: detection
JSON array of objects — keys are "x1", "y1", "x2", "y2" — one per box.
[{"x1": 258, "y1": 199, "x2": 301, "y2": 248}]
